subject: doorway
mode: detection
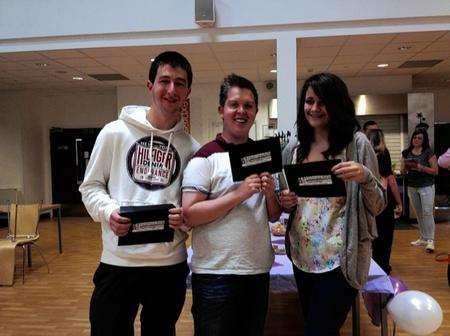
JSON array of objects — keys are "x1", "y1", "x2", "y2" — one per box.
[{"x1": 50, "y1": 127, "x2": 101, "y2": 216}]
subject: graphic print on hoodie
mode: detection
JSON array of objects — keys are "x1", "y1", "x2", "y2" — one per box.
[{"x1": 126, "y1": 135, "x2": 181, "y2": 190}]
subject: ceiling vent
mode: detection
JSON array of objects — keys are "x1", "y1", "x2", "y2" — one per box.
[
  {"x1": 88, "y1": 74, "x2": 129, "y2": 81},
  {"x1": 399, "y1": 60, "x2": 443, "y2": 69}
]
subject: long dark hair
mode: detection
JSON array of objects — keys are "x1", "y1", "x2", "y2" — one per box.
[
  {"x1": 296, "y1": 73, "x2": 360, "y2": 162},
  {"x1": 402, "y1": 128, "x2": 430, "y2": 157}
]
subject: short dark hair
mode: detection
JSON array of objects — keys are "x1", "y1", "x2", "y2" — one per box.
[
  {"x1": 148, "y1": 51, "x2": 193, "y2": 88},
  {"x1": 219, "y1": 73, "x2": 258, "y2": 108},
  {"x1": 297, "y1": 73, "x2": 360, "y2": 161},
  {"x1": 363, "y1": 120, "x2": 378, "y2": 132}
]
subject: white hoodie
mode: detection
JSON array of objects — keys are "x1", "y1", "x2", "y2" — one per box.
[{"x1": 80, "y1": 105, "x2": 199, "y2": 267}]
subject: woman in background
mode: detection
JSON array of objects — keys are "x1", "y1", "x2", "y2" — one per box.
[
  {"x1": 368, "y1": 129, "x2": 402, "y2": 274},
  {"x1": 280, "y1": 73, "x2": 385, "y2": 336},
  {"x1": 401, "y1": 129, "x2": 438, "y2": 253}
]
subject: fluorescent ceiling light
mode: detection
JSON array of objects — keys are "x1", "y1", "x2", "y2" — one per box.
[
  {"x1": 270, "y1": 69, "x2": 277, "y2": 73},
  {"x1": 72, "y1": 76, "x2": 84, "y2": 81},
  {"x1": 377, "y1": 63, "x2": 389, "y2": 68}
]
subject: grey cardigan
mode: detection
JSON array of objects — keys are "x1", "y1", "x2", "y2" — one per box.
[{"x1": 282, "y1": 131, "x2": 386, "y2": 289}]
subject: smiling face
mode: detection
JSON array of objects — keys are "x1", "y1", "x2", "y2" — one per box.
[
  {"x1": 304, "y1": 86, "x2": 329, "y2": 130},
  {"x1": 147, "y1": 63, "x2": 191, "y2": 119},
  {"x1": 219, "y1": 86, "x2": 257, "y2": 144}
]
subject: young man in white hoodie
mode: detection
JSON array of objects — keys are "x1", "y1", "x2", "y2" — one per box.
[{"x1": 80, "y1": 51, "x2": 199, "y2": 336}]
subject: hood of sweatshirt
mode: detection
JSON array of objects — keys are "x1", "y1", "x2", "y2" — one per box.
[{"x1": 119, "y1": 105, "x2": 184, "y2": 134}]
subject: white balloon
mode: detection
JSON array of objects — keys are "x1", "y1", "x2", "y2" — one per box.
[{"x1": 387, "y1": 290, "x2": 443, "y2": 335}]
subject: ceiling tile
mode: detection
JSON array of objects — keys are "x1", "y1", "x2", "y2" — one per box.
[
  {"x1": 0, "y1": 62, "x2": 29, "y2": 71},
  {"x1": 95, "y1": 56, "x2": 142, "y2": 67},
  {"x1": 60, "y1": 58, "x2": 103, "y2": 68},
  {"x1": 371, "y1": 53, "x2": 415, "y2": 63},
  {"x1": 345, "y1": 33, "x2": 395, "y2": 45},
  {"x1": 333, "y1": 54, "x2": 373, "y2": 64},
  {"x1": 298, "y1": 57, "x2": 334, "y2": 67},
  {"x1": 328, "y1": 63, "x2": 365, "y2": 72},
  {"x1": 0, "y1": 52, "x2": 49, "y2": 62},
  {"x1": 392, "y1": 31, "x2": 446, "y2": 43},
  {"x1": 364, "y1": 61, "x2": 403, "y2": 70},
  {"x1": 79, "y1": 66, "x2": 119, "y2": 75},
  {"x1": 381, "y1": 42, "x2": 429, "y2": 54},
  {"x1": 300, "y1": 46, "x2": 341, "y2": 58},
  {"x1": 339, "y1": 44, "x2": 385, "y2": 56},
  {"x1": 298, "y1": 36, "x2": 348, "y2": 48},
  {"x1": 437, "y1": 31, "x2": 450, "y2": 41},
  {"x1": 81, "y1": 47, "x2": 129, "y2": 57},
  {"x1": 41, "y1": 50, "x2": 87, "y2": 59},
  {"x1": 411, "y1": 51, "x2": 450, "y2": 61},
  {"x1": 215, "y1": 51, "x2": 264, "y2": 62},
  {"x1": 422, "y1": 41, "x2": 450, "y2": 52}
]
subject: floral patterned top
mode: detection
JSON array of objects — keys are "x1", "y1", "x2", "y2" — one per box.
[
  {"x1": 290, "y1": 196, "x2": 346, "y2": 273},
  {"x1": 289, "y1": 150, "x2": 347, "y2": 273}
]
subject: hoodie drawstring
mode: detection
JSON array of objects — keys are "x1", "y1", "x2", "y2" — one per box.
[
  {"x1": 165, "y1": 132, "x2": 174, "y2": 171},
  {"x1": 148, "y1": 132, "x2": 154, "y2": 177}
]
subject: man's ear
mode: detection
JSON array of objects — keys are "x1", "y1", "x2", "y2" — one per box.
[
  {"x1": 218, "y1": 106, "x2": 224, "y2": 119},
  {"x1": 147, "y1": 80, "x2": 153, "y2": 92}
]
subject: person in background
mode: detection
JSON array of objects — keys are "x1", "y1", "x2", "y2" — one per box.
[
  {"x1": 438, "y1": 147, "x2": 450, "y2": 169},
  {"x1": 363, "y1": 120, "x2": 380, "y2": 135},
  {"x1": 79, "y1": 51, "x2": 199, "y2": 336},
  {"x1": 280, "y1": 73, "x2": 385, "y2": 336},
  {"x1": 401, "y1": 129, "x2": 438, "y2": 253},
  {"x1": 368, "y1": 129, "x2": 402, "y2": 274},
  {"x1": 182, "y1": 74, "x2": 282, "y2": 335}
]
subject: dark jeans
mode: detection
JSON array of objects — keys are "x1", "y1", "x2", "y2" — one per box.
[
  {"x1": 191, "y1": 272, "x2": 270, "y2": 336},
  {"x1": 90, "y1": 261, "x2": 189, "y2": 336},
  {"x1": 293, "y1": 265, "x2": 358, "y2": 336}
]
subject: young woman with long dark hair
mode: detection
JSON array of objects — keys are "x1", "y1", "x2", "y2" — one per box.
[
  {"x1": 401, "y1": 128, "x2": 438, "y2": 252},
  {"x1": 280, "y1": 73, "x2": 385, "y2": 336}
]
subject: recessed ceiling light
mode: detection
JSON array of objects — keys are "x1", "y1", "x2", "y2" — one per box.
[
  {"x1": 72, "y1": 76, "x2": 84, "y2": 81},
  {"x1": 35, "y1": 62, "x2": 48, "y2": 67},
  {"x1": 270, "y1": 69, "x2": 277, "y2": 73},
  {"x1": 377, "y1": 63, "x2": 389, "y2": 68},
  {"x1": 150, "y1": 58, "x2": 155, "y2": 62},
  {"x1": 398, "y1": 45, "x2": 412, "y2": 51}
]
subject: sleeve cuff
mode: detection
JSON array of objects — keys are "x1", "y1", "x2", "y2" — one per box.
[{"x1": 103, "y1": 203, "x2": 120, "y2": 223}]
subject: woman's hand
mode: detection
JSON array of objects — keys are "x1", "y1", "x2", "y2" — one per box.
[
  {"x1": 332, "y1": 161, "x2": 366, "y2": 184},
  {"x1": 279, "y1": 189, "x2": 297, "y2": 212}
]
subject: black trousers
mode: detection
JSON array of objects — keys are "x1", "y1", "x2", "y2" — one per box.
[
  {"x1": 372, "y1": 208, "x2": 395, "y2": 274},
  {"x1": 293, "y1": 266, "x2": 358, "y2": 336},
  {"x1": 90, "y1": 261, "x2": 189, "y2": 336}
]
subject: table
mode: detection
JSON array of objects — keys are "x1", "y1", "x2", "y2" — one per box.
[{"x1": 0, "y1": 203, "x2": 63, "y2": 254}]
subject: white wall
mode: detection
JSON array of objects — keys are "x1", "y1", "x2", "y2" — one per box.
[
  {"x1": 0, "y1": 92, "x2": 23, "y2": 191},
  {"x1": 2, "y1": 1, "x2": 449, "y2": 40},
  {"x1": 0, "y1": 88, "x2": 117, "y2": 203}
]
